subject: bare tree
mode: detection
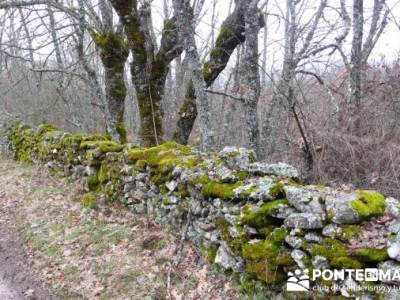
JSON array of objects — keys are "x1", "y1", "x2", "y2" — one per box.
[
  {"x1": 348, "y1": 0, "x2": 389, "y2": 135},
  {"x1": 242, "y1": 0, "x2": 261, "y2": 151},
  {"x1": 173, "y1": 0, "x2": 264, "y2": 145},
  {"x1": 172, "y1": 0, "x2": 214, "y2": 151}
]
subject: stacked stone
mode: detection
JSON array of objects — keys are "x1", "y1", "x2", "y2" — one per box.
[{"x1": 3, "y1": 120, "x2": 400, "y2": 298}]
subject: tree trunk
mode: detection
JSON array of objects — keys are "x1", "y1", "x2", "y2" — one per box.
[
  {"x1": 243, "y1": 0, "x2": 261, "y2": 151},
  {"x1": 173, "y1": 0, "x2": 214, "y2": 151},
  {"x1": 109, "y1": 0, "x2": 183, "y2": 146},
  {"x1": 173, "y1": 0, "x2": 264, "y2": 145},
  {"x1": 93, "y1": 32, "x2": 129, "y2": 143},
  {"x1": 349, "y1": 0, "x2": 364, "y2": 136}
]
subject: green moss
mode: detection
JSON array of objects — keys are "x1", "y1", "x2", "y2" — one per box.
[
  {"x1": 242, "y1": 228, "x2": 291, "y2": 284},
  {"x1": 115, "y1": 121, "x2": 127, "y2": 144},
  {"x1": 62, "y1": 133, "x2": 110, "y2": 147},
  {"x1": 235, "y1": 171, "x2": 249, "y2": 181},
  {"x1": 351, "y1": 190, "x2": 386, "y2": 219},
  {"x1": 341, "y1": 225, "x2": 361, "y2": 241},
  {"x1": 98, "y1": 165, "x2": 107, "y2": 183},
  {"x1": 178, "y1": 185, "x2": 190, "y2": 198},
  {"x1": 201, "y1": 244, "x2": 218, "y2": 264},
  {"x1": 215, "y1": 218, "x2": 249, "y2": 256},
  {"x1": 80, "y1": 141, "x2": 123, "y2": 153},
  {"x1": 269, "y1": 181, "x2": 284, "y2": 198},
  {"x1": 134, "y1": 159, "x2": 147, "y2": 170},
  {"x1": 354, "y1": 248, "x2": 388, "y2": 262},
  {"x1": 87, "y1": 175, "x2": 100, "y2": 191},
  {"x1": 92, "y1": 31, "x2": 129, "y2": 69},
  {"x1": 240, "y1": 199, "x2": 288, "y2": 228},
  {"x1": 36, "y1": 124, "x2": 59, "y2": 137},
  {"x1": 81, "y1": 193, "x2": 96, "y2": 208},
  {"x1": 236, "y1": 185, "x2": 257, "y2": 198},
  {"x1": 310, "y1": 238, "x2": 362, "y2": 269},
  {"x1": 202, "y1": 182, "x2": 242, "y2": 200},
  {"x1": 128, "y1": 142, "x2": 193, "y2": 167}
]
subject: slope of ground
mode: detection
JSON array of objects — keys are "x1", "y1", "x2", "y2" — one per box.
[{"x1": 0, "y1": 153, "x2": 241, "y2": 299}]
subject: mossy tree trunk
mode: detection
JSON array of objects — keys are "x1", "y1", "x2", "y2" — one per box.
[
  {"x1": 93, "y1": 31, "x2": 129, "y2": 143},
  {"x1": 173, "y1": 0, "x2": 264, "y2": 145},
  {"x1": 108, "y1": 0, "x2": 183, "y2": 147}
]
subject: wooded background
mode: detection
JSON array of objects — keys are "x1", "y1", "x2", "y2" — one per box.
[{"x1": 0, "y1": 0, "x2": 399, "y2": 197}]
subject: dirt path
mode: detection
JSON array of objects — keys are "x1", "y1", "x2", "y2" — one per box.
[
  {"x1": 0, "y1": 224, "x2": 56, "y2": 300},
  {"x1": 0, "y1": 154, "x2": 240, "y2": 299}
]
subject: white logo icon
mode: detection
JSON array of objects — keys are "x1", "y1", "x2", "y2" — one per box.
[
  {"x1": 287, "y1": 269, "x2": 310, "y2": 291},
  {"x1": 364, "y1": 268, "x2": 379, "y2": 281}
]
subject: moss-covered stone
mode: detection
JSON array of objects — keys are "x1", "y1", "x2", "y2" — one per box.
[
  {"x1": 240, "y1": 199, "x2": 288, "y2": 228},
  {"x1": 310, "y1": 238, "x2": 362, "y2": 269},
  {"x1": 351, "y1": 190, "x2": 386, "y2": 219},
  {"x1": 341, "y1": 225, "x2": 361, "y2": 241},
  {"x1": 36, "y1": 124, "x2": 59, "y2": 137},
  {"x1": 86, "y1": 175, "x2": 100, "y2": 191},
  {"x1": 354, "y1": 248, "x2": 388, "y2": 262},
  {"x1": 242, "y1": 228, "x2": 291, "y2": 284},
  {"x1": 80, "y1": 141, "x2": 123, "y2": 153},
  {"x1": 215, "y1": 218, "x2": 249, "y2": 256},
  {"x1": 202, "y1": 182, "x2": 243, "y2": 200}
]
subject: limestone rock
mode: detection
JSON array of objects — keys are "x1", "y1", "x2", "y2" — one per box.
[
  {"x1": 322, "y1": 224, "x2": 342, "y2": 237},
  {"x1": 219, "y1": 146, "x2": 256, "y2": 169},
  {"x1": 387, "y1": 233, "x2": 400, "y2": 262},
  {"x1": 385, "y1": 197, "x2": 400, "y2": 218},
  {"x1": 165, "y1": 180, "x2": 178, "y2": 192},
  {"x1": 215, "y1": 243, "x2": 244, "y2": 272},
  {"x1": 325, "y1": 193, "x2": 361, "y2": 224},
  {"x1": 284, "y1": 185, "x2": 325, "y2": 214},
  {"x1": 284, "y1": 213, "x2": 325, "y2": 229},
  {"x1": 244, "y1": 162, "x2": 299, "y2": 179},
  {"x1": 291, "y1": 249, "x2": 308, "y2": 269},
  {"x1": 312, "y1": 255, "x2": 329, "y2": 270}
]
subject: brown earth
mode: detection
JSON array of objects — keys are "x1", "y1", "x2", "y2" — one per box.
[{"x1": 0, "y1": 153, "x2": 242, "y2": 299}]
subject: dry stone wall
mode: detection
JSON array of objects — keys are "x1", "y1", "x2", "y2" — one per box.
[{"x1": 2, "y1": 118, "x2": 400, "y2": 298}]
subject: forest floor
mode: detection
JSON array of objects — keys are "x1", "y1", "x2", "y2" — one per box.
[{"x1": 0, "y1": 153, "x2": 241, "y2": 299}]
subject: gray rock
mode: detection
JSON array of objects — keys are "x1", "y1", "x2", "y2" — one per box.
[
  {"x1": 284, "y1": 185, "x2": 325, "y2": 214},
  {"x1": 244, "y1": 225, "x2": 258, "y2": 235},
  {"x1": 215, "y1": 165, "x2": 236, "y2": 183},
  {"x1": 229, "y1": 226, "x2": 243, "y2": 238},
  {"x1": 291, "y1": 249, "x2": 308, "y2": 269},
  {"x1": 73, "y1": 165, "x2": 86, "y2": 178},
  {"x1": 304, "y1": 232, "x2": 323, "y2": 243},
  {"x1": 284, "y1": 213, "x2": 325, "y2": 229},
  {"x1": 269, "y1": 204, "x2": 297, "y2": 219},
  {"x1": 215, "y1": 243, "x2": 244, "y2": 272},
  {"x1": 224, "y1": 214, "x2": 239, "y2": 225},
  {"x1": 322, "y1": 224, "x2": 342, "y2": 237},
  {"x1": 285, "y1": 235, "x2": 303, "y2": 248},
  {"x1": 244, "y1": 162, "x2": 300, "y2": 179},
  {"x1": 325, "y1": 193, "x2": 361, "y2": 224},
  {"x1": 172, "y1": 166, "x2": 182, "y2": 178},
  {"x1": 312, "y1": 255, "x2": 329, "y2": 270},
  {"x1": 133, "y1": 203, "x2": 146, "y2": 214},
  {"x1": 387, "y1": 233, "x2": 400, "y2": 262},
  {"x1": 165, "y1": 180, "x2": 178, "y2": 192},
  {"x1": 219, "y1": 146, "x2": 256, "y2": 169},
  {"x1": 204, "y1": 230, "x2": 219, "y2": 243},
  {"x1": 385, "y1": 197, "x2": 400, "y2": 218},
  {"x1": 388, "y1": 220, "x2": 400, "y2": 234},
  {"x1": 378, "y1": 261, "x2": 400, "y2": 285},
  {"x1": 340, "y1": 278, "x2": 361, "y2": 298}
]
